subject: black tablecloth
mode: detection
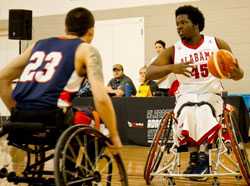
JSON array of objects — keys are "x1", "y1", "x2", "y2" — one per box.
[{"x1": 73, "y1": 96, "x2": 250, "y2": 146}]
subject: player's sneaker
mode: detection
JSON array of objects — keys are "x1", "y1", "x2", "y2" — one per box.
[
  {"x1": 183, "y1": 152, "x2": 198, "y2": 174},
  {"x1": 190, "y1": 152, "x2": 209, "y2": 181}
]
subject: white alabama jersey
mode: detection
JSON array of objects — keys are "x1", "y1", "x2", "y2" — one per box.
[{"x1": 174, "y1": 35, "x2": 223, "y2": 94}]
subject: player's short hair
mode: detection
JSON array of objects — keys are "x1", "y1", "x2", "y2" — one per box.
[
  {"x1": 65, "y1": 7, "x2": 95, "y2": 37},
  {"x1": 155, "y1": 40, "x2": 166, "y2": 48},
  {"x1": 175, "y1": 5, "x2": 205, "y2": 32}
]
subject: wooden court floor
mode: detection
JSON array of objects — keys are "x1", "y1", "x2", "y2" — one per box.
[
  {"x1": 0, "y1": 138, "x2": 249, "y2": 186},
  {"x1": 121, "y1": 145, "x2": 250, "y2": 186}
]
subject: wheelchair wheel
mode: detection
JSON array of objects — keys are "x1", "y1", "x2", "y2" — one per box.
[
  {"x1": 144, "y1": 112, "x2": 174, "y2": 185},
  {"x1": 224, "y1": 109, "x2": 250, "y2": 185},
  {"x1": 54, "y1": 125, "x2": 128, "y2": 186}
]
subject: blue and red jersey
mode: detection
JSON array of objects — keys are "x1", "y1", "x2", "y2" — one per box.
[{"x1": 12, "y1": 37, "x2": 84, "y2": 110}]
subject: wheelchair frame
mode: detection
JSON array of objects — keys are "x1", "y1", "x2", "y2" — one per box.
[
  {"x1": 144, "y1": 105, "x2": 250, "y2": 186},
  {"x1": 0, "y1": 117, "x2": 128, "y2": 186}
]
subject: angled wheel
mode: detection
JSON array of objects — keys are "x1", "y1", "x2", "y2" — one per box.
[
  {"x1": 54, "y1": 125, "x2": 81, "y2": 186},
  {"x1": 224, "y1": 107, "x2": 250, "y2": 185},
  {"x1": 144, "y1": 112, "x2": 174, "y2": 185},
  {"x1": 54, "y1": 125, "x2": 128, "y2": 186}
]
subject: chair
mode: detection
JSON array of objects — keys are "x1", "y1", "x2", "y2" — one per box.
[
  {"x1": 0, "y1": 108, "x2": 128, "y2": 186},
  {"x1": 144, "y1": 104, "x2": 250, "y2": 186}
]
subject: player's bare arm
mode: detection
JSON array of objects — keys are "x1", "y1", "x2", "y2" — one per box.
[
  {"x1": 156, "y1": 76, "x2": 167, "y2": 85},
  {"x1": 75, "y1": 43, "x2": 122, "y2": 149},
  {"x1": 0, "y1": 44, "x2": 34, "y2": 111},
  {"x1": 216, "y1": 38, "x2": 244, "y2": 80},
  {"x1": 146, "y1": 46, "x2": 193, "y2": 81}
]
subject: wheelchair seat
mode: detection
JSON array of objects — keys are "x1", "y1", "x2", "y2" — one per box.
[
  {"x1": 3, "y1": 108, "x2": 68, "y2": 145},
  {"x1": 3, "y1": 120, "x2": 66, "y2": 146}
]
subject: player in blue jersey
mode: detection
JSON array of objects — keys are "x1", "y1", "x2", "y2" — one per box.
[{"x1": 0, "y1": 7, "x2": 122, "y2": 150}]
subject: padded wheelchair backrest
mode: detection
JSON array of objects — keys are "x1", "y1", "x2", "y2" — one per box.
[
  {"x1": 4, "y1": 108, "x2": 68, "y2": 145},
  {"x1": 3, "y1": 121, "x2": 44, "y2": 131},
  {"x1": 10, "y1": 108, "x2": 66, "y2": 128}
]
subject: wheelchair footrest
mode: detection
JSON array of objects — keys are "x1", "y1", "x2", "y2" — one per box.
[
  {"x1": 176, "y1": 144, "x2": 214, "y2": 152},
  {"x1": 177, "y1": 145, "x2": 188, "y2": 152},
  {"x1": 7, "y1": 171, "x2": 55, "y2": 185}
]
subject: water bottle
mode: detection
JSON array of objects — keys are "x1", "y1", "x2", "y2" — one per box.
[{"x1": 125, "y1": 83, "x2": 132, "y2": 97}]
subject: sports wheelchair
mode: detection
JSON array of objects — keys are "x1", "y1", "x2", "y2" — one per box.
[
  {"x1": 144, "y1": 104, "x2": 250, "y2": 186},
  {"x1": 0, "y1": 107, "x2": 128, "y2": 186}
]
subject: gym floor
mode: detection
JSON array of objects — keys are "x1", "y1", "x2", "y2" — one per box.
[{"x1": 0, "y1": 139, "x2": 249, "y2": 186}]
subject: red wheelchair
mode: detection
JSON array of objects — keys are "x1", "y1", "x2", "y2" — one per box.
[{"x1": 144, "y1": 104, "x2": 250, "y2": 186}]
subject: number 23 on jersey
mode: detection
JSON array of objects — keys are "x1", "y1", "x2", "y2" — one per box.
[{"x1": 19, "y1": 51, "x2": 62, "y2": 83}]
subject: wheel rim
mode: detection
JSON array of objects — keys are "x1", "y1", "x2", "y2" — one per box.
[
  {"x1": 55, "y1": 126, "x2": 128, "y2": 186},
  {"x1": 225, "y1": 110, "x2": 250, "y2": 185},
  {"x1": 144, "y1": 112, "x2": 173, "y2": 184}
]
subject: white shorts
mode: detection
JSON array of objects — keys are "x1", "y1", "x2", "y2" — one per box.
[{"x1": 174, "y1": 93, "x2": 223, "y2": 145}]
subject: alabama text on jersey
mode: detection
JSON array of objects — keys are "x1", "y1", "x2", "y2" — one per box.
[{"x1": 174, "y1": 35, "x2": 223, "y2": 94}]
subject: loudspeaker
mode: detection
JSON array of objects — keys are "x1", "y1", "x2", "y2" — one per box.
[{"x1": 8, "y1": 9, "x2": 32, "y2": 40}]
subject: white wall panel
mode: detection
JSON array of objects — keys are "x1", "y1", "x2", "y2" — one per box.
[
  {"x1": 92, "y1": 17, "x2": 145, "y2": 87},
  {"x1": 0, "y1": 0, "x2": 199, "y2": 20},
  {"x1": 0, "y1": 35, "x2": 18, "y2": 116}
]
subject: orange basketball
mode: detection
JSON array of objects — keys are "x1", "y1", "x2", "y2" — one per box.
[{"x1": 208, "y1": 49, "x2": 237, "y2": 79}]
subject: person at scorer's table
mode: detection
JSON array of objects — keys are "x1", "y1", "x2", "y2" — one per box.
[{"x1": 107, "y1": 64, "x2": 136, "y2": 97}]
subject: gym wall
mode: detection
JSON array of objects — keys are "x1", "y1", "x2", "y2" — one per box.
[{"x1": 0, "y1": 0, "x2": 249, "y2": 93}]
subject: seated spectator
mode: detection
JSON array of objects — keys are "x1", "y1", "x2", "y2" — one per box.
[
  {"x1": 107, "y1": 64, "x2": 136, "y2": 97},
  {"x1": 147, "y1": 40, "x2": 177, "y2": 96},
  {"x1": 77, "y1": 79, "x2": 92, "y2": 97},
  {"x1": 136, "y1": 66, "x2": 158, "y2": 97}
]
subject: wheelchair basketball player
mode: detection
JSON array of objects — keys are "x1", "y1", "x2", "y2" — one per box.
[
  {"x1": 145, "y1": 5, "x2": 244, "y2": 178},
  {"x1": 0, "y1": 7, "x2": 122, "y2": 157}
]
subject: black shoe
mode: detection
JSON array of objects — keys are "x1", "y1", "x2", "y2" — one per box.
[
  {"x1": 190, "y1": 152, "x2": 209, "y2": 181},
  {"x1": 183, "y1": 152, "x2": 198, "y2": 174}
]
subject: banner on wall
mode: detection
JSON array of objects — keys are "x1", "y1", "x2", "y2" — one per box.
[{"x1": 146, "y1": 108, "x2": 172, "y2": 144}]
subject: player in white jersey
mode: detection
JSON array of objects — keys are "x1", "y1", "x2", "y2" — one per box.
[{"x1": 145, "y1": 5, "x2": 244, "y2": 176}]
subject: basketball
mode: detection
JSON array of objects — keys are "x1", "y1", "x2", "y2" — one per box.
[{"x1": 208, "y1": 49, "x2": 237, "y2": 79}]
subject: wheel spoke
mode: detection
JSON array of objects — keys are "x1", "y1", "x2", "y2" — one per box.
[
  {"x1": 54, "y1": 126, "x2": 128, "y2": 186},
  {"x1": 68, "y1": 143, "x2": 77, "y2": 160},
  {"x1": 98, "y1": 158, "x2": 112, "y2": 174},
  {"x1": 67, "y1": 176, "x2": 95, "y2": 185}
]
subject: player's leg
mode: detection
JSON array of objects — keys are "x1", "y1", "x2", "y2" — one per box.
[{"x1": 175, "y1": 104, "x2": 199, "y2": 174}]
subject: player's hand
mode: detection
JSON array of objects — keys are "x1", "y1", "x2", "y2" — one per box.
[
  {"x1": 171, "y1": 62, "x2": 194, "y2": 77},
  {"x1": 228, "y1": 68, "x2": 243, "y2": 80},
  {"x1": 106, "y1": 86, "x2": 114, "y2": 93},
  {"x1": 228, "y1": 59, "x2": 243, "y2": 80},
  {"x1": 108, "y1": 134, "x2": 123, "y2": 154}
]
